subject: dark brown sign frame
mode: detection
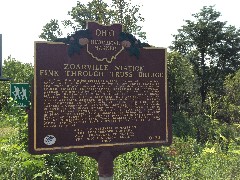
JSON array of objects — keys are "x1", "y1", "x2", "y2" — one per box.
[{"x1": 28, "y1": 22, "x2": 172, "y2": 156}]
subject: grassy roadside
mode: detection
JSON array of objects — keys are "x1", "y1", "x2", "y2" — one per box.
[{"x1": 0, "y1": 127, "x2": 16, "y2": 139}]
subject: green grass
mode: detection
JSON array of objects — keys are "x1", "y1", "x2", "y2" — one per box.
[{"x1": 0, "y1": 127, "x2": 16, "y2": 140}]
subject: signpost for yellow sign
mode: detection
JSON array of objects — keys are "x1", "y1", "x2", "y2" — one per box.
[{"x1": 28, "y1": 22, "x2": 172, "y2": 179}]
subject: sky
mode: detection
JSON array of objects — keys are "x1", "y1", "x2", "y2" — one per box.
[{"x1": 1, "y1": 0, "x2": 240, "y2": 64}]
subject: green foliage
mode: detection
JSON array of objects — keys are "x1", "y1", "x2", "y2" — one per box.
[
  {"x1": 1, "y1": 111, "x2": 239, "y2": 179},
  {"x1": 158, "y1": 137, "x2": 240, "y2": 180},
  {"x1": 0, "y1": 109, "x2": 96, "y2": 179},
  {"x1": 220, "y1": 69, "x2": 240, "y2": 123},
  {"x1": 167, "y1": 51, "x2": 200, "y2": 113},
  {"x1": 170, "y1": 6, "x2": 240, "y2": 104},
  {"x1": 168, "y1": 7, "x2": 240, "y2": 160},
  {"x1": 39, "y1": 0, "x2": 146, "y2": 41},
  {"x1": 1, "y1": 101, "x2": 238, "y2": 179},
  {"x1": 114, "y1": 137, "x2": 240, "y2": 179},
  {"x1": 172, "y1": 113, "x2": 194, "y2": 138},
  {"x1": 0, "y1": 107, "x2": 43, "y2": 179},
  {"x1": 39, "y1": 19, "x2": 63, "y2": 41},
  {"x1": 114, "y1": 148, "x2": 158, "y2": 179},
  {"x1": 111, "y1": 0, "x2": 146, "y2": 40},
  {"x1": 2, "y1": 56, "x2": 34, "y2": 83},
  {"x1": 66, "y1": 0, "x2": 114, "y2": 30},
  {"x1": 193, "y1": 149, "x2": 240, "y2": 179},
  {"x1": 38, "y1": 154, "x2": 97, "y2": 179}
]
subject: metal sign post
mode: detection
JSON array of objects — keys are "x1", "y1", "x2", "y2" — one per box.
[
  {"x1": 0, "y1": 34, "x2": 11, "y2": 81},
  {"x1": 0, "y1": 34, "x2": 2, "y2": 77},
  {"x1": 98, "y1": 151, "x2": 114, "y2": 180}
]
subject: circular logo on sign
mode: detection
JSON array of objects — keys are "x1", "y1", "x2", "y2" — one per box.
[{"x1": 44, "y1": 135, "x2": 56, "y2": 145}]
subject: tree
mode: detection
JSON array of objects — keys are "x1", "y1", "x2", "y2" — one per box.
[
  {"x1": 39, "y1": 0, "x2": 146, "y2": 41},
  {"x1": 38, "y1": 19, "x2": 63, "y2": 41},
  {"x1": 170, "y1": 6, "x2": 240, "y2": 104},
  {"x1": 64, "y1": 0, "x2": 114, "y2": 30},
  {"x1": 216, "y1": 69, "x2": 240, "y2": 123},
  {"x1": 167, "y1": 51, "x2": 200, "y2": 114},
  {"x1": 111, "y1": 0, "x2": 146, "y2": 39}
]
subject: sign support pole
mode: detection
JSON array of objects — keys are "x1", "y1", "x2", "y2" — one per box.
[
  {"x1": 0, "y1": 34, "x2": 11, "y2": 81},
  {"x1": 0, "y1": 34, "x2": 2, "y2": 77},
  {"x1": 98, "y1": 151, "x2": 114, "y2": 180}
]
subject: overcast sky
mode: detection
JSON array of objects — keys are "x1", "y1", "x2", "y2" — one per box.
[{"x1": 1, "y1": 0, "x2": 240, "y2": 64}]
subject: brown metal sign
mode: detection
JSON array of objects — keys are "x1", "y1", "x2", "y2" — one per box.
[{"x1": 28, "y1": 22, "x2": 172, "y2": 155}]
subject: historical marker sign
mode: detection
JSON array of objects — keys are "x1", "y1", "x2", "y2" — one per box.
[
  {"x1": 10, "y1": 83, "x2": 30, "y2": 107},
  {"x1": 28, "y1": 22, "x2": 172, "y2": 155}
]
